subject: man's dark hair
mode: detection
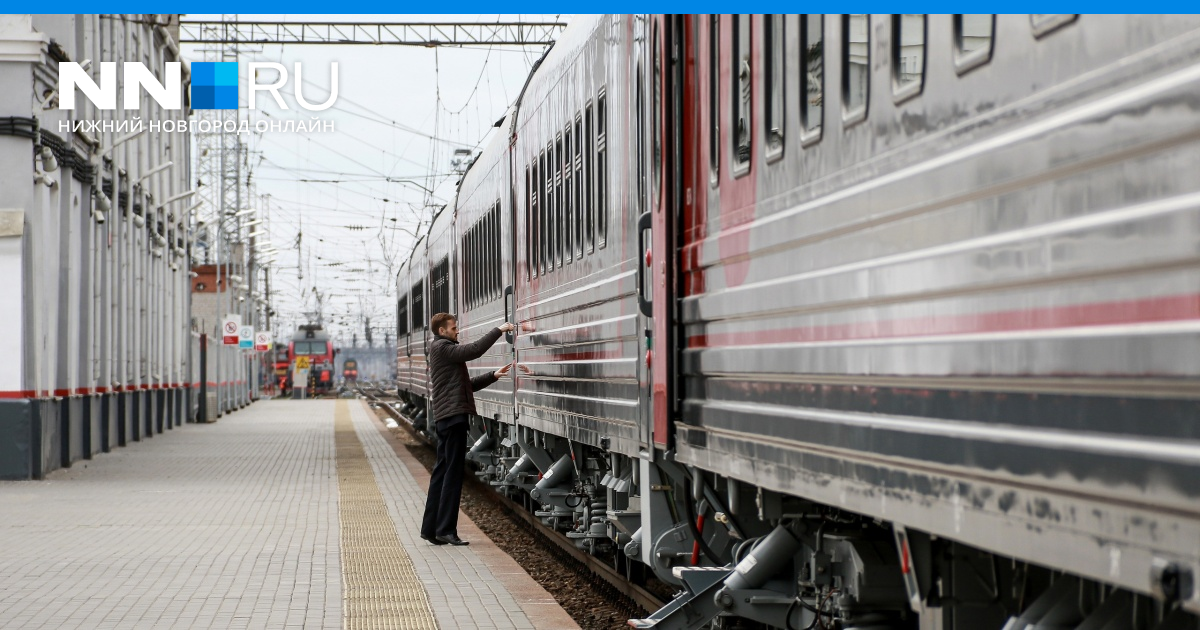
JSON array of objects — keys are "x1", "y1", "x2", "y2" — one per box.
[{"x1": 431, "y1": 312, "x2": 456, "y2": 335}]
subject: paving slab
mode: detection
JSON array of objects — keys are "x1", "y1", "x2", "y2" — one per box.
[
  {"x1": 0, "y1": 398, "x2": 578, "y2": 630},
  {"x1": 349, "y1": 399, "x2": 578, "y2": 630}
]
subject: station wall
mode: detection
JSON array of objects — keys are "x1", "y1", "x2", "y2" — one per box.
[{"x1": 0, "y1": 14, "x2": 253, "y2": 479}]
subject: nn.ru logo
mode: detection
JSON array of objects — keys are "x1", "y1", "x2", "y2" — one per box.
[
  {"x1": 191, "y1": 62, "x2": 238, "y2": 109},
  {"x1": 59, "y1": 61, "x2": 338, "y2": 111}
]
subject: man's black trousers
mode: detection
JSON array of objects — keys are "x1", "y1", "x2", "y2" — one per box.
[{"x1": 421, "y1": 415, "x2": 468, "y2": 539}]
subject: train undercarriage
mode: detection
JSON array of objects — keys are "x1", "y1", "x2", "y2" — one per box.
[{"x1": 393, "y1": 390, "x2": 1197, "y2": 630}]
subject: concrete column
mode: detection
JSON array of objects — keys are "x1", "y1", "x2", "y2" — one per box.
[{"x1": 0, "y1": 15, "x2": 47, "y2": 478}]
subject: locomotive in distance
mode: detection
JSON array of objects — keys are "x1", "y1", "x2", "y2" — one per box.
[
  {"x1": 393, "y1": 14, "x2": 1200, "y2": 630},
  {"x1": 285, "y1": 324, "x2": 336, "y2": 396}
]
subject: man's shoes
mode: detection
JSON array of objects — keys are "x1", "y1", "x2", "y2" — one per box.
[
  {"x1": 435, "y1": 534, "x2": 469, "y2": 546},
  {"x1": 421, "y1": 535, "x2": 447, "y2": 545}
]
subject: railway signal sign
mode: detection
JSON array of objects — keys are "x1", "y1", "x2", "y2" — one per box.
[
  {"x1": 238, "y1": 325, "x2": 254, "y2": 349},
  {"x1": 295, "y1": 356, "x2": 311, "y2": 370},
  {"x1": 254, "y1": 331, "x2": 271, "y2": 352},
  {"x1": 221, "y1": 315, "x2": 240, "y2": 345}
]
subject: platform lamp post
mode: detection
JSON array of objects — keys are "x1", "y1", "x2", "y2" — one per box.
[
  {"x1": 245, "y1": 226, "x2": 265, "y2": 401},
  {"x1": 157, "y1": 189, "x2": 197, "y2": 421},
  {"x1": 184, "y1": 199, "x2": 204, "y2": 422},
  {"x1": 244, "y1": 221, "x2": 270, "y2": 400}
]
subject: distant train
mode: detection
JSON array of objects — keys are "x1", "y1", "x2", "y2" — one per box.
[
  {"x1": 342, "y1": 359, "x2": 359, "y2": 383},
  {"x1": 396, "y1": 15, "x2": 1200, "y2": 629},
  {"x1": 272, "y1": 347, "x2": 289, "y2": 394},
  {"x1": 288, "y1": 324, "x2": 335, "y2": 395}
]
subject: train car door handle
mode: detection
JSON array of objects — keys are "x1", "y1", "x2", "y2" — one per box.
[
  {"x1": 636, "y1": 211, "x2": 653, "y2": 317},
  {"x1": 503, "y1": 285, "x2": 514, "y2": 345}
]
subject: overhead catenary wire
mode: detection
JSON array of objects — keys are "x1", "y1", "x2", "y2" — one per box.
[{"x1": 190, "y1": 19, "x2": 549, "y2": 343}]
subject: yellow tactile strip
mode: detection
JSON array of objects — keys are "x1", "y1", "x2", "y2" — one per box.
[{"x1": 335, "y1": 400, "x2": 439, "y2": 629}]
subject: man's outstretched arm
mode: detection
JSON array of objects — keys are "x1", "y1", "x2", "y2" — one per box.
[
  {"x1": 471, "y1": 362, "x2": 511, "y2": 392},
  {"x1": 437, "y1": 327, "x2": 503, "y2": 363}
]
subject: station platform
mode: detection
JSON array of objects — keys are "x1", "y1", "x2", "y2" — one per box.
[{"x1": 0, "y1": 399, "x2": 579, "y2": 630}]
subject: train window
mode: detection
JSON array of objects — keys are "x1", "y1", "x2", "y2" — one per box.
[
  {"x1": 481, "y1": 216, "x2": 487, "y2": 299},
  {"x1": 487, "y1": 207, "x2": 493, "y2": 296},
  {"x1": 584, "y1": 102, "x2": 595, "y2": 253},
  {"x1": 430, "y1": 257, "x2": 450, "y2": 317},
  {"x1": 1031, "y1": 14, "x2": 1077, "y2": 38},
  {"x1": 574, "y1": 114, "x2": 584, "y2": 260},
  {"x1": 492, "y1": 202, "x2": 501, "y2": 298},
  {"x1": 480, "y1": 219, "x2": 486, "y2": 302},
  {"x1": 410, "y1": 281, "x2": 423, "y2": 332},
  {"x1": 480, "y1": 217, "x2": 486, "y2": 300},
  {"x1": 893, "y1": 15, "x2": 925, "y2": 102},
  {"x1": 555, "y1": 135, "x2": 564, "y2": 269},
  {"x1": 800, "y1": 15, "x2": 824, "y2": 142},
  {"x1": 764, "y1": 14, "x2": 784, "y2": 159},
  {"x1": 709, "y1": 15, "x2": 720, "y2": 183},
  {"x1": 475, "y1": 214, "x2": 480, "y2": 301},
  {"x1": 468, "y1": 229, "x2": 474, "y2": 308},
  {"x1": 473, "y1": 223, "x2": 481, "y2": 306},
  {"x1": 475, "y1": 227, "x2": 482, "y2": 307},
  {"x1": 541, "y1": 148, "x2": 551, "y2": 273},
  {"x1": 484, "y1": 209, "x2": 491, "y2": 300},
  {"x1": 484, "y1": 219, "x2": 489, "y2": 300},
  {"x1": 597, "y1": 91, "x2": 608, "y2": 249},
  {"x1": 954, "y1": 15, "x2": 994, "y2": 73},
  {"x1": 476, "y1": 217, "x2": 482, "y2": 303},
  {"x1": 525, "y1": 165, "x2": 533, "y2": 279},
  {"x1": 473, "y1": 223, "x2": 480, "y2": 306},
  {"x1": 731, "y1": 14, "x2": 752, "y2": 174},
  {"x1": 842, "y1": 14, "x2": 870, "y2": 125},
  {"x1": 652, "y1": 22, "x2": 663, "y2": 198},
  {"x1": 563, "y1": 125, "x2": 573, "y2": 265},
  {"x1": 536, "y1": 153, "x2": 542, "y2": 275},
  {"x1": 472, "y1": 227, "x2": 480, "y2": 306},
  {"x1": 474, "y1": 225, "x2": 480, "y2": 306},
  {"x1": 397, "y1": 297, "x2": 408, "y2": 338},
  {"x1": 463, "y1": 231, "x2": 471, "y2": 308},
  {"x1": 530, "y1": 161, "x2": 539, "y2": 277},
  {"x1": 548, "y1": 140, "x2": 555, "y2": 269}
]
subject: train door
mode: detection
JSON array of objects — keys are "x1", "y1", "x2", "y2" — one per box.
[
  {"x1": 504, "y1": 150, "x2": 518, "y2": 422},
  {"x1": 637, "y1": 15, "x2": 690, "y2": 453}
]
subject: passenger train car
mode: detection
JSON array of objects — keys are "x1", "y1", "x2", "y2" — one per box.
[{"x1": 396, "y1": 15, "x2": 1200, "y2": 629}]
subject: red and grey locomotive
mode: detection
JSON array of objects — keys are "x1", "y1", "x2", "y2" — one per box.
[{"x1": 288, "y1": 324, "x2": 335, "y2": 396}]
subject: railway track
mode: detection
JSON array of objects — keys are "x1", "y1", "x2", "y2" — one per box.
[{"x1": 353, "y1": 381, "x2": 667, "y2": 617}]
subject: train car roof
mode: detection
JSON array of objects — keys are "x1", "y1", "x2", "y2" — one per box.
[{"x1": 512, "y1": 15, "x2": 604, "y2": 133}]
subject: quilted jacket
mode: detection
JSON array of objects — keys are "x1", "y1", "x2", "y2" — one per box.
[{"x1": 428, "y1": 327, "x2": 503, "y2": 423}]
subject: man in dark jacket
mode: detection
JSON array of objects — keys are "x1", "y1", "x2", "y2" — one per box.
[{"x1": 420, "y1": 312, "x2": 514, "y2": 546}]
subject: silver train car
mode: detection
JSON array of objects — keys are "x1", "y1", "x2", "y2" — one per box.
[{"x1": 395, "y1": 14, "x2": 1200, "y2": 629}]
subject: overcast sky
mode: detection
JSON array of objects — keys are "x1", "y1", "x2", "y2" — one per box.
[{"x1": 182, "y1": 14, "x2": 565, "y2": 347}]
